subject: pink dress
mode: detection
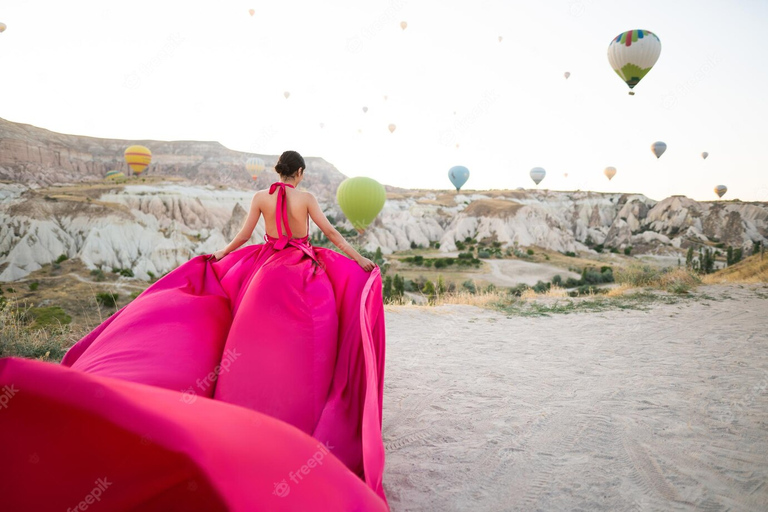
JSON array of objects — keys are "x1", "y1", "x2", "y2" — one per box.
[{"x1": 0, "y1": 182, "x2": 388, "y2": 511}]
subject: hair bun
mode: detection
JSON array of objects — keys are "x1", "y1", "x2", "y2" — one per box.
[{"x1": 275, "y1": 161, "x2": 290, "y2": 174}]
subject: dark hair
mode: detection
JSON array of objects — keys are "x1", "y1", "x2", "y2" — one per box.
[{"x1": 275, "y1": 150, "x2": 305, "y2": 179}]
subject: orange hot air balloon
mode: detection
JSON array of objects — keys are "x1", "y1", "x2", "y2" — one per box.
[
  {"x1": 388, "y1": 124, "x2": 396, "y2": 133},
  {"x1": 248, "y1": 9, "x2": 255, "y2": 16},
  {"x1": 124, "y1": 145, "x2": 152, "y2": 175},
  {"x1": 400, "y1": 21, "x2": 407, "y2": 30}
]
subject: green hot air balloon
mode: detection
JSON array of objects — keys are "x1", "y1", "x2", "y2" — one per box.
[
  {"x1": 607, "y1": 30, "x2": 661, "y2": 95},
  {"x1": 336, "y1": 177, "x2": 386, "y2": 233}
]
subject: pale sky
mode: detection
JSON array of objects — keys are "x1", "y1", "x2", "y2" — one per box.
[{"x1": 1, "y1": 0, "x2": 767, "y2": 201}]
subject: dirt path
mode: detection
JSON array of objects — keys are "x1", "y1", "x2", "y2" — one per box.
[{"x1": 382, "y1": 284, "x2": 768, "y2": 511}]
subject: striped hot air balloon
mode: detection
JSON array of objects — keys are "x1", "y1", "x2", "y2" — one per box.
[
  {"x1": 607, "y1": 30, "x2": 661, "y2": 95},
  {"x1": 245, "y1": 157, "x2": 266, "y2": 179},
  {"x1": 105, "y1": 170, "x2": 125, "y2": 180},
  {"x1": 124, "y1": 145, "x2": 152, "y2": 175}
]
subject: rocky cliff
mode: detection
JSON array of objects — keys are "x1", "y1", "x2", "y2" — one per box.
[{"x1": 1, "y1": 118, "x2": 767, "y2": 282}]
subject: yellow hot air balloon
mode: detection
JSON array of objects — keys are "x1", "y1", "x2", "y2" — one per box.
[
  {"x1": 336, "y1": 177, "x2": 386, "y2": 233},
  {"x1": 248, "y1": 9, "x2": 255, "y2": 16},
  {"x1": 604, "y1": 166, "x2": 617, "y2": 180},
  {"x1": 245, "y1": 157, "x2": 265, "y2": 179},
  {"x1": 400, "y1": 21, "x2": 407, "y2": 30},
  {"x1": 388, "y1": 124, "x2": 396, "y2": 133},
  {"x1": 124, "y1": 145, "x2": 152, "y2": 175},
  {"x1": 714, "y1": 185, "x2": 727, "y2": 198},
  {"x1": 105, "y1": 170, "x2": 125, "y2": 180},
  {"x1": 0, "y1": 23, "x2": 7, "y2": 33}
]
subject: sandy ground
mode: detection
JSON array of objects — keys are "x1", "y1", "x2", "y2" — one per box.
[{"x1": 381, "y1": 284, "x2": 768, "y2": 511}]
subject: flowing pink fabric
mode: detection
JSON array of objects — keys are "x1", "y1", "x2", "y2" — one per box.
[{"x1": 0, "y1": 182, "x2": 388, "y2": 511}]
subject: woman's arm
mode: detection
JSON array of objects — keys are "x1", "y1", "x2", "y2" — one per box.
[
  {"x1": 212, "y1": 193, "x2": 262, "y2": 261},
  {"x1": 307, "y1": 193, "x2": 374, "y2": 272}
]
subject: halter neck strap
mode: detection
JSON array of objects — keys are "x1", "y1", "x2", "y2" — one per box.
[{"x1": 268, "y1": 182, "x2": 295, "y2": 249}]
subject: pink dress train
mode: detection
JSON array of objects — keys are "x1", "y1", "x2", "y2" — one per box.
[{"x1": 0, "y1": 182, "x2": 388, "y2": 511}]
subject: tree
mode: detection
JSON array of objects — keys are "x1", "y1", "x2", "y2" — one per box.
[
  {"x1": 727, "y1": 246, "x2": 734, "y2": 266},
  {"x1": 685, "y1": 246, "x2": 694, "y2": 269},
  {"x1": 733, "y1": 247, "x2": 743, "y2": 265},
  {"x1": 422, "y1": 280, "x2": 436, "y2": 304},
  {"x1": 436, "y1": 275, "x2": 446, "y2": 296},
  {"x1": 383, "y1": 275, "x2": 393, "y2": 300}
]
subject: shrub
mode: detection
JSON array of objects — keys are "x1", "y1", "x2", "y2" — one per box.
[
  {"x1": 55, "y1": 254, "x2": 68, "y2": 263},
  {"x1": 477, "y1": 250, "x2": 491, "y2": 259},
  {"x1": 90, "y1": 269, "x2": 106, "y2": 282},
  {"x1": 551, "y1": 274, "x2": 562, "y2": 286},
  {"x1": 594, "y1": 244, "x2": 604, "y2": 253},
  {"x1": 624, "y1": 246, "x2": 633, "y2": 256},
  {"x1": 410, "y1": 241, "x2": 418, "y2": 250},
  {"x1": 455, "y1": 240, "x2": 466, "y2": 250},
  {"x1": 615, "y1": 264, "x2": 660, "y2": 287},
  {"x1": 526, "y1": 248, "x2": 534, "y2": 256},
  {"x1": 28, "y1": 282, "x2": 40, "y2": 291},
  {"x1": 96, "y1": 292, "x2": 119, "y2": 308},
  {"x1": 564, "y1": 251, "x2": 576, "y2": 258},
  {"x1": 610, "y1": 247, "x2": 619, "y2": 254},
  {"x1": 564, "y1": 277, "x2": 580, "y2": 288},
  {"x1": 147, "y1": 271, "x2": 156, "y2": 281},
  {"x1": 434, "y1": 259, "x2": 446, "y2": 269},
  {"x1": 532, "y1": 280, "x2": 550, "y2": 293},
  {"x1": 462, "y1": 280, "x2": 477, "y2": 294},
  {"x1": 457, "y1": 252, "x2": 473, "y2": 260}
]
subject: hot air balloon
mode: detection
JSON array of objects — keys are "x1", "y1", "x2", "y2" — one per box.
[
  {"x1": 400, "y1": 21, "x2": 407, "y2": 30},
  {"x1": 283, "y1": 91, "x2": 290, "y2": 99},
  {"x1": 651, "y1": 141, "x2": 667, "y2": 159},
  {"x1": 124, "y1": 145, "x2": 152, "y2": 175},
  {"x1": 319, "y1": 123, "x2": 325, "y2": 129},
  {"x1": 245, "y1": 157, "x2": 265, "y2": 179},
  {"x1": 388, "y1": 124, "x2": 396, "y2": 133},
  {"x1": 105, "y1": 170, "x2": 125, "y2": 180},
  {"x1": 604, "y1": 166, "x2": 617, "y2": 180},
  {"x1": 448, "y1": 166, "x2": 470, "y2": 191},
  {"x1": 530, "y1": 167, "x2": 546, "y2": 185},
  {"x1": 564, "y1": 71, "x2": 571, "y2": 79},
  {"x1": 336, "y1": 177, "x2": 386, "y2": 233},
  {"x1": 607, "y1": 30, "x2": 661, "y2": 95},
  {"x1": 0, "y1": 23, "x2": 6, "y2": 33},
  {"x1": 563, "y1": 173, "x2": 569, "y2": 178},
  {"x1": 498, "y1": 36, "x2": 503, "y2": 43},
  {"x1": 362, "y1": 106, "x2": 368, "y2": 113},
  {"x1": 701, "y1": 152, "x2": 709, "y2": 160},
  {"x1": 248, "y1": 9, "x2": 255, "y2": 16},
  {"x1": 714, "y1": 185, "x2": 727, "y2": 198}
]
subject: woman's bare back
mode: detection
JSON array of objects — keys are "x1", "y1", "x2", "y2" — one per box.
[{"x1": 259, "y1": 186, "x2": 310, "y2": 239}]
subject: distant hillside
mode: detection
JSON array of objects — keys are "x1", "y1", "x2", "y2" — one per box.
[
  {"x1": 0, "y1": 117, "x2": 346, "y2": 201},
  {"x1": 1, "y1": 118, "x2": 767, "y2": 283}
]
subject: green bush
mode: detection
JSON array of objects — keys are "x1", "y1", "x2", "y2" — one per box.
[
  {"x1": 477, "y1": 250, "x2": 491, "y2": 259},
  {"x1": 55, "y1": 254, "x2": 69, "y2": 263},
  {"x1": 594, "y1": 244, "x2": 604, "y2": 253},
  {"x1": 610, "y1": 247, "x2": 619, "y2": 254},
  {"x1": 624, "y1": 246, "x2": 633, "y2": 256},
  {"x1": 615, "y1": 264, "x2": 660, "y2": 287},
  {"x1": 28, "y1": 282, "x2": 40, "y2": 291},
  {"x1": 455, "y1": 240, "x2": 466, "y2": 250},
  {"x1": 28, "y1": 306, "x2": 72, "y2": 329},
  {"x1": 564, "y1": 277, "x2": 580, "y2": 288},
  {"x1": 564, "y1": 251, "x2": 576, "y2": 258},
  {"x1": 96, "y1": 292, "x2": 119, "y2": 308},
  {"x1": 462, "y1": 280, "x2": 477, "y2": 294},
  {"x1": 433, "y1": 259, "x2": 446, "y2": 269},
  {"x1": 90, "y1": 269, "x2": 106, "y2": 282},
  {"x1": 526, "y1": 248, "x2": 534, "y2": 256},
  {"x1": 551, "y1": 274, "x2": 562, "y2": 286},
  {"x1": 532, "y1": 280, "x2": 550, "y2": 293}
]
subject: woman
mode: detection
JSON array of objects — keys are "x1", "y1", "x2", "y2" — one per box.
[{"x1": 0, "y1": 151, "x2": 388, "y2": 511}]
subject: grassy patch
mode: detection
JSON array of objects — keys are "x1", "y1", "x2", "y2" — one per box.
[
  {"x1": 491, "y1": 291, "x2": 687, "y2": 317},
  {"x1": 0, "y1": 301, "x2": 76, "y2": 362}
]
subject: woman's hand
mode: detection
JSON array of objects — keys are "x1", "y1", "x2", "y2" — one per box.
[
  {"x1": 357, "y1": 256, "x2": 375, "y2": 272},
  {"x1": 211, "y1": 249, "x2": 227, "y2": 261}
]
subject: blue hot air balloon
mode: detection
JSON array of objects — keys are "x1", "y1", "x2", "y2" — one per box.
[{"x1": 448, "y1": 166, "x2": 470, "y2": 191}]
